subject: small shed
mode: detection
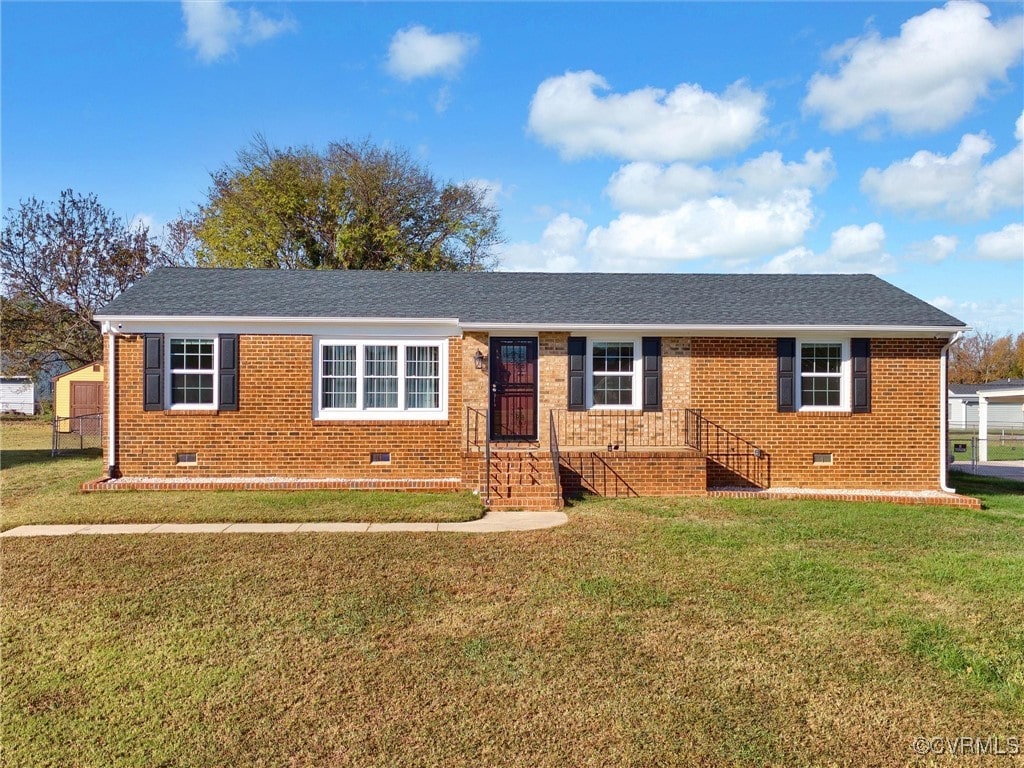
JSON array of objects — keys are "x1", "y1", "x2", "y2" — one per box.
[
  {"x1": 53, "y1": 363, "x2": 104, "y2": 430},
  {"x1": 0, "y1": 376, "x2": 36, "y2": 415}
]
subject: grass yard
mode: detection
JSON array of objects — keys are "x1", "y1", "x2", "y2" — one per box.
[
  {"x1": 0, "y1": 419, "x2": 482, "y2": 530},
  {"x1": 3, "y1": 463, "x2": 1023, "y2": 766}
]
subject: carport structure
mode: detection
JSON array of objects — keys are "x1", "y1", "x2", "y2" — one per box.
[{"x1": 977, "y1": 384, "x2": 1024, "y2": 461}]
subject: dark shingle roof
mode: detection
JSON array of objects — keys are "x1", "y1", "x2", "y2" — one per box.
[
  {"x1": 950, "y1": 379, "x2": 1024, "y2": 395},
  {"x1": 96, "y1": 268, "x2": 966, "y2": 328}
]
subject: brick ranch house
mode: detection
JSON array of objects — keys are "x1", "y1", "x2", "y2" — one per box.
[{"x1": 92, "y1": 268, "x2": 973, "y2": 510}]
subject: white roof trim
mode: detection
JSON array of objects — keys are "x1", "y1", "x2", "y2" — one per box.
[
  {"x1": 94, "y1": 314, "x2": 460, "y2": 325},
  {"x1": 460, "y1": 322, "x2": 967, "y2": 336},
  {"x1": 93, "y1": 314, "x2": 967, "y2": 337}
]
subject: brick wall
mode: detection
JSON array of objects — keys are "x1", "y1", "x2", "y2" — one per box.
[
  {"x1": 559, "y1": 451, "x2": 706, "y2": 498},
  {"x1": 690, "y1": 337, "x2": 946, "y2": 490},
  {"x1": 111, "y1": 334, "x2": 465, "y2": 479},
  {"x1": 109, "y1": 330, "x2": 947, "y2": 492}
]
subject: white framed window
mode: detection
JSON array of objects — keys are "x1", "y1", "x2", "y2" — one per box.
[
  {"x1": 797, "y1": 340, "x2": 849, "y2": 411},
  {"x1": 587, "y1": 338, "x2": 641, "y2": 409},
  {"x1": 167, "y1": 337, "x2": 217, "y2": 409},
  {"x1": 316, "y1": 339, "x2": 446, "y2": 420}
]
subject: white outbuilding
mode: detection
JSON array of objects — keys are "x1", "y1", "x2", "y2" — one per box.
[{"x1": 0, "y1": 376, "x2": 36, "y2": 415}]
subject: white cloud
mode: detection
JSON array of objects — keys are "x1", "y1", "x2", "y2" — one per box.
[
  {"x1": 804, "y1": 1, "x2": 1023, "y2": 133},
  {"x1": 760, "y1": 223, "x2": 896, "y2": 274},
  {"x1": 182, "y1": 1, "x2": 295, "y2": 63},
  {"x1": 386, "y1": 25, "x2": 478, "y2": 81},
  {"x1": 129, "y1": 213, "x2": 157, "y2": 234},
  {"x1": 860, "y1": 115, "x2": 1023, "y2": 219},
  {"x1": 588, "y1": 190, "x2": 816, "y2": 270},
  {"x1": 466, "y1": 178, "x2": 504, "y2": 209},
  {"x1": 497, "y1": 214, "x2": 587, "y2": 272},
  {"x1": 973, "y1": 223, "x2": 1024, "y2": 261},
  {"x1": 930, "y1": 294, "x2": 1024, "y2": 332},
  {"x1": 904, "y1": 235, "x2": 959, "y2": 263},
  {"x1": 606, "y1": 149, "x2": 833, "y2": 213},
  {"x1": 528, "y1": 70, "x2": 767, "y2": 162}
]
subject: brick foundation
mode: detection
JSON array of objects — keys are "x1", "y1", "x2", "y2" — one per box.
[{"x1": 559, "y1": 450, "x2": 706, "y2": 498}]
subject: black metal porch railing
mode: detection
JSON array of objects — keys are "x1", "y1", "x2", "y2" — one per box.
[
  {"x1": 683, "y1": 408, "x2": 770, "y2": 488},
  {"x1": 549, "y1": 408, "x2": 769, "y2": 488},
  {"x1": 551, "y1": 408, "x2": 689, "y2": 450}
]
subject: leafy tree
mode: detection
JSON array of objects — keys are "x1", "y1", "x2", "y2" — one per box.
[
  {"x1": 949, "y1": 331, "x2": 1024, "y2": 384},
  {"x1": 0, "y1": 190, "x2": 177, "y2": 377},
  {"x1": 188, "y1": 137, "x2": 501, "y2": 271}
]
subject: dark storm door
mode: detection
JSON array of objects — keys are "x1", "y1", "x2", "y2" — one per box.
[{"x1": 489, "y1": 337, "x2": 538, "y2": 441}]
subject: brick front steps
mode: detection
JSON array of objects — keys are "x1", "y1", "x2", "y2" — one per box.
[
  {"x1": 709, "y1": 487, "x2": 982, "y2": 509},
  {"x1": 82, "y1": 477, "x2": 462, "y2": 493}
]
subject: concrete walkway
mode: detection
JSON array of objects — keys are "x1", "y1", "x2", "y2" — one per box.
[
  {"x1": 0, "y1": 510, "x2": 569, "y2": 538},
  {"x1": 951, "y1": 460, "x2": 1024, "y2": 481}
]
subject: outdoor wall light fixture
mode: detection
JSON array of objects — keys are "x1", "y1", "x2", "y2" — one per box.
[{"x1": 473, "y1": 350, "x2": 487, "y2": 370}]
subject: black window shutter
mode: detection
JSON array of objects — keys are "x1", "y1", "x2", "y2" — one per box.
[
  {"x1": 567, "y1": 336, "x2": 586, "y2": 411},
  {"x1": 641, "y1": 337, "x2": 662, "y2": 412},
  {"x1": 218, "y1": 334, "x2": 239, "y2": 411},
  {"x1": 143, "y1": 334, "x2": 164, "y2": 411},
  {"x1": 851, "y1": 338, "x2": 871, "y2": 413},
  {"x1": 777, "y1": 337, "x2": 796, "y2": 412}
]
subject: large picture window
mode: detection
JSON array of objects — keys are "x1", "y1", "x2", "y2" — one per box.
[
  {"x1": 798, "y1": 340, "x2": 848, "y2": 410},
  {"x1": 168, "y1": 337, "x2": 216, "y2": 407},
  {"x1": 316, "y1": 340, "x2": 446, "y2": 419}
]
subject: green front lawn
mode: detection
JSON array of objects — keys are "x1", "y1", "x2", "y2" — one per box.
[
  {"x1": 3, "y1": 470, "x2": 1023, "y2": 766},
  {"x1": 0, "y1": 420, "x2": 482, "y2": 530}
]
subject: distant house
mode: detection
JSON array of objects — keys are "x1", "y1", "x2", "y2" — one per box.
[
  {"x1": 93, "y1": 268, "x2": 970, "y2": 508},
  {"x1": 948, "y1": 379, "x2": 1024, "y2": 430},
  {"x1": 0, "y1": 377, "x2": 35, "y2": 415}
]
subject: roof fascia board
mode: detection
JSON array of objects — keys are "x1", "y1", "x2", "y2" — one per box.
[
  {"x1": 95, "y1": 314, "x2": 459, "y2": 325},
  {"x1": 460, "y1": 323, "x2": 968, "y2": 337}
]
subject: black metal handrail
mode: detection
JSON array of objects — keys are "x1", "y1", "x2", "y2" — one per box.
[
  {"x1": 549, "y1": 409, "x2": 562, "y2": 505},
  {"x1": 684, "y1": 408, "x2": 770, "y2": 488},
  {"x1": 466, "y1": 406, "x2": 487, "y2": 452}
]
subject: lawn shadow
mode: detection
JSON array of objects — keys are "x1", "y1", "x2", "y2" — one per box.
[{"x1": 0, "y1": 448, "x2": 102, "y2": 471}]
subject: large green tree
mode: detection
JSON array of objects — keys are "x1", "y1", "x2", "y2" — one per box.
[
  {"x1": 0, "y1": 190, "x2": 174, "y2": 377},
  {"x1": 189, "y1": 137, "x2": 502, "y2": 271}
]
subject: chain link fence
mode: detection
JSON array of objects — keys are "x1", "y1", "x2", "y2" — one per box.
[
  {"x1": 949, "y1": 430, "x2": 1024, "y2": 474},
  {"x1": 52, "y1": 413, "x2": 102, "y2": 455}
]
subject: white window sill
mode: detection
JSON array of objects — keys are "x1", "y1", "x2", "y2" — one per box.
[{"x1": 315, "y1": 410, "x2": 447, "y2": 422}]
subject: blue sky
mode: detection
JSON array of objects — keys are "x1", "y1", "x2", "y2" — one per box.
[{"x1": 3, "y1": 1, "x2": 1022, "y2": 333}]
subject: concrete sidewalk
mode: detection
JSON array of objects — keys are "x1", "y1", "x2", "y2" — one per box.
[
  {"x1": 0, "y1": 510, "x2": 569, "y2": 538},
  {"x1": 951, "y1": 460, "x2": 1024, "y2": 481}
]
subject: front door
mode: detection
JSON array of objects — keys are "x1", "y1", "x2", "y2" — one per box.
[{"x1": 489, "y1": 337, "x2": 538, "y2": 441}]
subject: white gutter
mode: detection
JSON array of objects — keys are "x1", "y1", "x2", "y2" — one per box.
[
  {"x1": 940, "y1": 330, "x2": 964, "y2": 493},
  {"x1": 94, "y1": 314, "x2": 460, "y2": 326},
  {"x1": 103, "y1": 321, "x2": 119, "y2": 478},
  {"x1": 92, "y1": 313, "x2": 968, "y2": 337},
  {"x1": 460, "y1": 322, "x2": 969, "y2": 335}
]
